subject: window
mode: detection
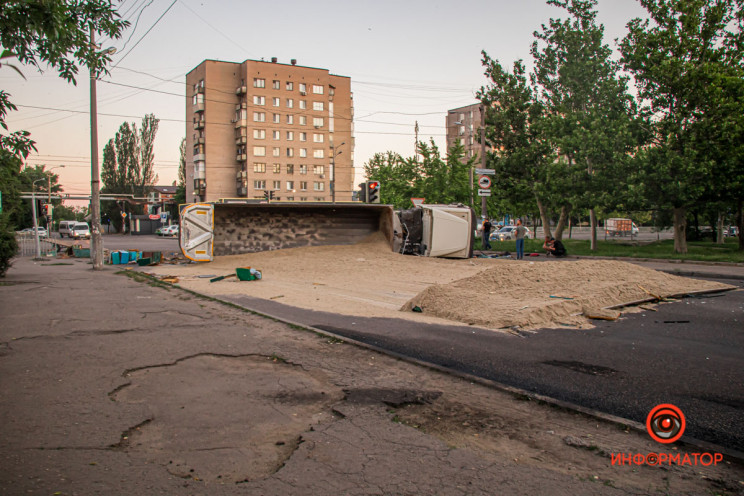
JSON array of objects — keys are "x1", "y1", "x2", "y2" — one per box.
[
  {"x1": 314, "y1": 165, "x2": 325, "y2": 175},
  {"x1": 253, "y1": 95, "x2": 265, "y2": 105},
  {"x1": 253, "y1": 163, "x2": 266, "y2": 173},
  {"x1": 287, "y1": 115, "x2": 294, "y2": 124},
  {"x1": 273, "y1": 163, "x2": 281, "y2": 173},
  {"x1": 299, "y1": 132, "x2": 307, "y2": 142},
  {"x1": 253, "y1": 78, "x2": 265, "y2": 88},
  {"x1": 313, "y1": 133, "x2": 324, "y2": 143},
  {"x1": 273, "y1": 113, "x2": 280, "y2": 124},
  {"x1": 299, "y1": 83, "x2": 307, "y2": 93},
  {"x1": 253, "y1": 112, "x2": 265, "y2": 122},
  {"x1": 286, "y1": 98, "x2": 294, "y2": 108},
  {"x1": 312, "y1": 85, "x2": 323, "y2": 94},
  {"x1": 272, "y1": 80, "x2": 280, "y2": 90},
  {"x1": 314, "y1": 182, "x2": 325, "y2": 191},
  {"x1": 286, "y1": 196, "x2": 295, "y2": 201},
  {"x1": 192, "y1": 93, "x2": 204, "y2": 105},
  {"x1": 272, "y1": 130, "x2": 280, "y2": 140},
  {"x1": 299, "y1": 148, "x2": 307, "y2": 157},
  {"x1": 299, "y1": 115, "x2": 307, "y2": 125},
  {"x1": 272, "y1": 97, "x2": 280, "y2": 107},
  {"x1": 272, "y1": 147, "x2": 280, "y2": 157},
  {"x1": 299, "y1": 164, "x2": 307, "y2": 175},
  {"x1": 286, "y1": 81, "x2": 293, "y2": 91},
  {"x1": 458, "y1": 125, "x2": 465, "y2": 136},
  {"x1": 253, "y1": 129, "x2": 265, "y2": 139},
  {"x1": 273, "y1": 180, "x2": 281, "y2": 190},
  {"x1": 300, "y1": 181, "x2": 308, "y2": 191},
  {"x1": 459, "y1": 113, "x2": 464, "y2": 121},
  {"x1": 313, "y1": 117, "x2": 324, "y2": 127},
  {"x1": 300, "y1": 197, "x2": 307, "y2": 202},
  {"x1": 286, "y1": 131, "x2": 294, "y2": 141},
  {"x1": 286, "y1": 148, "x2": 294, "y2": 157},
  {"x1": 253, "y1": 146, "x2": 266, "y2": 157},
  {"x1": 286, "y1": 164, "x2": 294, "y2": 174},
  {"x1": 286, "y1": 180, "x2": 294, "y2": 190},
  {"x1": 313, "y1": 101, "x2": 324, "y2": 111},
  {"x1": 313, "y1": 149, "x2": 325, "y2": 158},
  {"x1": 299, "y1": 100, "x2": 307, "y2": 110},
  {"x1": 254, "y1": 179, "x2": 266, "y2": 189}
]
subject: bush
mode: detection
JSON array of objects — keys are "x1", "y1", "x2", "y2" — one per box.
[{"x1": 0, "y1": 216, "x2": 18, "y2": 277}]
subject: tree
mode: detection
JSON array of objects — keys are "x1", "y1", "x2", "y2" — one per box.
[
  {"x1": 620, "y1": 0, "x2": 744, "y2": 253},
  {"x1": 477, "y1": 54, "x2": 557, "y2": 237},
  {"x1": 0, "y1": 0, "x2": 128, "y2": 157},
  {"x1": 530, "y1": 0, "x2": 639, "y2": 247},
  {"x1": 172, "y1": 138, "x2": 187, "y2": 215}
]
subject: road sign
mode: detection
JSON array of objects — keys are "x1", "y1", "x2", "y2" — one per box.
[
  {"x1": 478, "y1": 175, "x2": 492, "y2": 189},
  {"x1": 148, "y1": 214, "x2": 159, "y2": 220},
  {"x1": 475, "y1": 168, "x2": 495, "y2": 175},
  {"x1": 478, "y1": 189, "x2": 492, "y2": 197},
  {"x1": 411, "y1": 198, "x2": 425, "y2": 207}
]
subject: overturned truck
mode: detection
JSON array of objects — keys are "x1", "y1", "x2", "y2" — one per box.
[{"x1": 179, "y1": 201, "x2": 474, "y2": 262}]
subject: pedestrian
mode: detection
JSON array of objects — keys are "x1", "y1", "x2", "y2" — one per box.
[
  {"x1": 482, "y1": 218, "x2": 492, "y2": 250},
  {"x1": 514, "y1": 219, "x2": 527, "y2": 259},
  {"x1": 543, "y1": 235, "x2": 567, "y2": 257}
]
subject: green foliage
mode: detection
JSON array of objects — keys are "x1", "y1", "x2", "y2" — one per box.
[
  {"x1": 363, "y1": 140, "x2": 475, "y2": 209},
  {"x1": 619, "y1": 0, "x2": 744, "y2": 252},
  {"x1": 0, "y1": 214, "x2": 17, "y2": 277},
  {"x1": 0, "y1": 1, "x2": 128, "y2": 158}
]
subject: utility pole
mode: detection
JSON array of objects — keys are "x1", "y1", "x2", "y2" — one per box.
[
  {"x1": 480, "y1": 104, "x2": 487, "y2": 218},
  {"x1": 414, "y1": 121, "x2": 419, "y2": 161},
  {"x1": 89, "y1": 27, "x2": 105, "y2": 270}
]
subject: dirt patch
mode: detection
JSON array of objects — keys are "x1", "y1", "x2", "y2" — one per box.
[{"x1": 149, "y1": 236, "x2": 732, "y2": 330}]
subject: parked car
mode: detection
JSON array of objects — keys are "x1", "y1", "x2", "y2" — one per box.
[
  {"x1": 19, "y1": 227, "x2": 48, "y2": 237},
  {"x1": 158, "y1": 225, "x2": 179, "y2": 237},
  {"x1": 724, "y1": 226, "x2": 739, "y2": 237},
  {"x1": 70, "y1": 222, "x2": 91, "y2": 239},
  {"x1": 59, "y1": 220, "x2": 77, "y2": 238},
  {"x1": 490, "y1": 225, "x2": 532, "y2": 241}
]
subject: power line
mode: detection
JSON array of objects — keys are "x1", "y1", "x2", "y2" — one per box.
[{"x1": 113, "y1": 0, "x2": 178, "y2": 68}]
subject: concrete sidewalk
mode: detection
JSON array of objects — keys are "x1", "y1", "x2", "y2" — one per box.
[{"x1": 1, "y1": 258, "x2": 742, "y2": 495}]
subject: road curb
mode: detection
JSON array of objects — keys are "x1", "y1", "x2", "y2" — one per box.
[{"x1": 128, "y1": 271, "x2": 744, "y2": 464}]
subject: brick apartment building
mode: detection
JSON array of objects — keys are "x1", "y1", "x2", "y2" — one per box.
[
  {"x1": 185, "y1": 58, "x2": 355, "y2": 203},
  {"x1": 446, "y1": 103, "x2": 483, "y2": 160}
]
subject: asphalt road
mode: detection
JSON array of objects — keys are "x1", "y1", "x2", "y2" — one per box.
[{"x1": 217, "y1": 277, "x2": 744, "y2": 454}]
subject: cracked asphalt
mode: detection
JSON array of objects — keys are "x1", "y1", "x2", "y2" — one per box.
[{"x1": 1, "y1": 258, "x2": 743, "y2": 495}]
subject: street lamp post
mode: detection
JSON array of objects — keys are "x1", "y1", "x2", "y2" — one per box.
[
  {"x1": 330, "y1": 141, "x2": 345, "y2": 204},
  {"x1": 31, "y1": 177, "x2": 46, "y2": 260},
  {"x1": 45, "y1": 165, "x2": 65, "y2": 234}
]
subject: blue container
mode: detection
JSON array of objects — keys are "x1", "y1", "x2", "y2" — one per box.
[
  {"x1": 111, "y1": 252, "x2": 120, "y2": 265},
  {"x1": 119, "y1": 251, "x2": 129, "y2": 263}
]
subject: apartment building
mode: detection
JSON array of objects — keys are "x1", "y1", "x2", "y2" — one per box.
[
  {"x1": 446, "y1": 103, "x2": 483, "y2": 160},
  {"x1": 185, "y1": 58, "x2": 354, "y2": 203}
]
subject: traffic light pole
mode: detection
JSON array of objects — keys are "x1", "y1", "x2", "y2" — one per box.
[{"x1": 480, "y1": 104, "x2": 487, "y2": 218}]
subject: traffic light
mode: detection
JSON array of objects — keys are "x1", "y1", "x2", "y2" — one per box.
[
  {"x1": 358, "y1": 183, "x2": 367, "y2": 203},
  {"x1": 264, "y1": 190, "x2": 275, "y2": 201},
  {"x1": 43, "y1": 204, "x2": 53, "y2": 218},
  {"x1": 367, "y1": 181, "x2": 380, "y2": 203}
]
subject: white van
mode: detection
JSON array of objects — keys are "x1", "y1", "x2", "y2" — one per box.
[
  {"x1": 59, "y1": 220, "x2": 77, "y2": 238},
  {"x1": 70, "y1": 222, "x2": 91, "y2": 239}
]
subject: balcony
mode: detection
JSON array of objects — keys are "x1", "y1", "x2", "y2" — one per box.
[
  {"x1": 235, "y1": 135, "x2": 247, "y2": 145},
  {"x1": 234, "y1": 119, "x2": 247, "y2": 129},
  {"x1": 193, "y1": 153, "x2": 205, "y2": 162},
  {"x1": 236, "y1": 85, "x2": 247, "y2": 95},
  {"x1": 193, "y1": 102, "x2": 205, "y2": 112},
  {"x1": 196, "y1": 137, "x2": 205, "y2": 145},
  {"x1": 237, "y1": 186, "x2": 247, "y2": 197},
  {"x1": 235, "y1": 102, "x2": 247, "y2": 110},
  {"x1": 194, "y1": 179, "x2": 206, "y2": 195},
  {"x1": 194, "y1": 120, "x2": 205, "y2": 130},
  {"x1": 236, "y1": 153, "x2": 247, "y2": 162}
]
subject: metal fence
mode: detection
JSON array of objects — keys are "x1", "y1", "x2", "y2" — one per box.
[{"x1": 15, "y1": 234, "x2": 58, "y2": 258}]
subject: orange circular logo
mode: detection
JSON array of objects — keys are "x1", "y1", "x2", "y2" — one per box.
[{"x1": 646, "y1": 404, "x2": 686, "y2": 444}]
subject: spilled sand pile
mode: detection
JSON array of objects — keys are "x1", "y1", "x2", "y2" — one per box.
[
  {"x1": 150, "y1": 234, "x2": 734, "y2": 331},
  {"x1": 402, "y1": 259, "x2": 733, "y2": 330}
]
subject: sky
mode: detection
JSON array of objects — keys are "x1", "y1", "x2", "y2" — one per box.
[{"x1": 3, "y1": 0, "x2": 649, "y2": 201}]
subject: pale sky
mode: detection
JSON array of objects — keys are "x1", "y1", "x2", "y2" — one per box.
[{"x1": 3, "y1": 0, "x2": 648, "y2": 199}]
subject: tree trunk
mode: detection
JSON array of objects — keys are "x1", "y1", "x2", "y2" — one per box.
[
  {"x1": 554, "y1": 205, "x2": 571, "y2": 241},
  {"x1": 738, "y1": 198, "x2": 743, "y2": 251},
  {"x1": 536, "y1": 197, "x2": 551, "y2": 239},
  {"x1": 589, "y1": 208, "x2": 597, "y2": 251},
  {"x1": 716, "y1": 212, "x2": 724, "y2": 244},
  {"x1": 673, "y1": 206, "x2": 687, "y2": 254}
]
